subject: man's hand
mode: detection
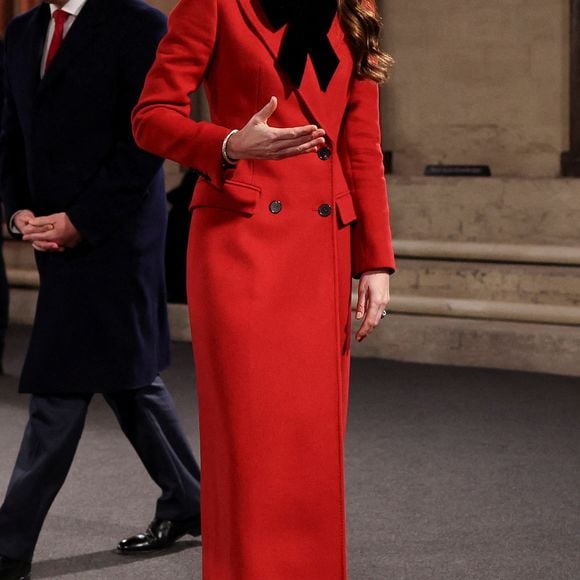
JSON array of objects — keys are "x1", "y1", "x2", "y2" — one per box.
[
  {"x1": 227, "y1": 97, "x2": 326, "y2": 161},
  {"x1": 13, "y1": 209, "x2": 37, "y2": 234},
  {"x1": 13, "y1": 210, "x2": 60, "y2": 252},
  {"x1": 355, "y1": 271, "x2": 390, "y2": 342},
  {"x1": 23, "y1": 212, "x2": 82, "y2": 251}
]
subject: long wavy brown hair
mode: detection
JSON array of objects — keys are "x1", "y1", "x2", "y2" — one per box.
[{"x1": 338, "y1": 0, "x2": 394, "y2": 83}]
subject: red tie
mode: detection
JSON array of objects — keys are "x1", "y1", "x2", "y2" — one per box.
[{"x1": 45, "y1": 9, "x2": 70, "y2": 70}]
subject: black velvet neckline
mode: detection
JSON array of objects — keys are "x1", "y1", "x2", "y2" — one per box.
[{"x1": 259, "y1": 0, "x2": 339, "y2": 91}]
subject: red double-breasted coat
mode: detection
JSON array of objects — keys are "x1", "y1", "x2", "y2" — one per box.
[{"x1": 133, "y1": 0, "x2": 395, "y2": 578}]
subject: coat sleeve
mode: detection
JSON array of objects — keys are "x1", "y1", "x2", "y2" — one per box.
[
  {"x1": 65, "y1": 9, "x2": 168, "y2": 246},
  {"x1": 339, "y1": 77, "x2": 395, "y2": 278},
  {"x1": 131, "y1": 0, "x2": 231, "y2": 188},
  {"x1": 0, "y1": 32, "x2": 33, "y2": 237}
]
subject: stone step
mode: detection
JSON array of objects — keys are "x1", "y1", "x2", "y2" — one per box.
[
  {"x1": 10, "y1": 261, "x2": 580, "y2": 326},
  {"x1": 388, "y1": 258, "x2": 580, "y2": 307},
  {"x1": 10, "y1": 289, "x2": 579, "y2": 377},
  {"x1": 350, "y1": 313, "x2": 580, "y2": 378},
  {"x1": 349, "y1": 290, "x2": 580, "y2": 325},
  {"x1": 385, "y1": 296, "x2": 580, "y2": 325},
  {"x1": 3, "y1": 240, "x2": 35, "y2": 270},
  {"x1": 7, "y1": 179, "x2": 579, "y2": 263},
  {"x1": 12, "y1": 267, "x2": 578, "y2": 324},
  {"x1": 394, "y1": 240, "x2": 580, "y2": 266},
  {"x1": 9, "y1": 241, "x2": 580, "y2": 306},
  {"x1": 388, "y1": 177, "x2": 580, "y2": 246},
  {"x1": 9, "y1": 288, "x2": 38, "y2": 327},
  {"x1": 6, "y1": 269, "x2": 39, "y2": 288}
]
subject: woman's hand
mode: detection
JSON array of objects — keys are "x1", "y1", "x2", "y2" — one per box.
[
  {"x1": 355, "y1": 271, "x2": 390, "y2": 342},
  {"x1": 227, "y1": 97, "x2": 326, "y2": 161}
]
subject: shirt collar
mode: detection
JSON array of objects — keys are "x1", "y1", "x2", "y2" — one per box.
[{"x1": 49, "y1": 0, "x2": 89, "y2": 18}]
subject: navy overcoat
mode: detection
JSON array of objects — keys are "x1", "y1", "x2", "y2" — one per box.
[{"x1": 0, "y1": 0, "x2": 170, "y2": 393}]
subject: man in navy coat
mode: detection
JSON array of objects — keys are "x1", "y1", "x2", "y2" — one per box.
[{"x1": 0, "y1": 1, "x2": 202, "y2": 577}]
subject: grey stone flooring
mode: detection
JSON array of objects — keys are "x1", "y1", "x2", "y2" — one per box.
[{"x1": 1, "y1": 325, "x2": 579, "y2": 579}]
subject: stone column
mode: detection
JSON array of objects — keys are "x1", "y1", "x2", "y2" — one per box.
[{"x1": 562, "y1": 0, "x2": 580, "y2": 176}]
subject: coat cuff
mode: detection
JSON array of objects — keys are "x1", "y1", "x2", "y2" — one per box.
[
  {"x1": 7, "y1": 210, "x2": 25, "y2": 240},
  {"x1": 352, "y1": 248, "x2": 396, "y2": 279},
  {"x1": 190, "y1": 122, "x2": 232, "y2": 188}
]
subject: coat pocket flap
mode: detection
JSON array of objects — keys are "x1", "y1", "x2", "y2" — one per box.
[
  {"x1": 190, "y1": 179, "x2": 261, "y2": 216},
  {"x1": 335, "y1": 193, "x2": 357, "y2": 226}
]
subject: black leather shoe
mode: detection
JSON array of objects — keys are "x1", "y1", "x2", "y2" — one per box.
[
  {"x1": 117, "y1": 515, "x2": 201, "y2": 553},
  {"x1": 0, "y1": 556, "x2": 31, "y2": 580}
]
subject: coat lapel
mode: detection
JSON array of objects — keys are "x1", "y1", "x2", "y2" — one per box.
[
  {"x1": 37, "y1": 0, "x2": 109, "y2": 98},
  {"x1": 236, "y1": 0, "x2": 350, "y2": 141},
  {"x1": 19, "y1": 4, "x2": 50, "y2": 99}
]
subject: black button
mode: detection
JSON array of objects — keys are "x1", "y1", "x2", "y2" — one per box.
[
  {"x1": 317, "y1": 146, "x2": 331, "y2": 161},
  {"x1": 269, "y1": 200, "x2": 283, "y2": 214},
  {"x1": 318, "y1": 204, "x2": 332, "y2": 217}
]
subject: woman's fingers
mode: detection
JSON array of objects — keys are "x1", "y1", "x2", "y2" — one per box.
[
  {"x1": 355, "y1": 280, "x2": 371, "y2": 341},
  {"x1": 253, "y1": 97, "x2": 324, "y2": 141},
  {"x1": 355, "y1": 273, "x2": 390, "y2": 342},
  {"x1": 268, "y1": 126, "x2": 325, "y2": 158},
  {"x1": 356, "y1": 302, "x2": 383, "y2": 342},
  {"x1": 254, "y1": 96, "x2": 278, "y2": 124},
  {"x1": 271, "y1": 126, "x2": 324, "y2": 140},
  {"x1": 272, "y1": 134, "x2": 325, "y2": 152},
  {"x1": 229, "y1": 123, "x2": 323, "y2": 160},
  {"x1": 274, "y1": 138, "x2": 327, "y2": 158},
  {"x1": 234, "y1": 96, "x2": 327, "y2": 160},
  {"x1": 356, "y1": 283, "x2": 367, "y2": 321}
]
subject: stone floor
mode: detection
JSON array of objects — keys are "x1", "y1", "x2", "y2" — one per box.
[{"x1": 0, "y1": 325, "x2": 579, "y2": 579}]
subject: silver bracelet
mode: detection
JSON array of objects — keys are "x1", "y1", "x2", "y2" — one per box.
[{"x1": 222, "y1": 129, "x2": 239, "y2": 165}]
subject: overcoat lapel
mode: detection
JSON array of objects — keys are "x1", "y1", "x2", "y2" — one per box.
[
  {"x1": 20, "y1": 4, "x2": 50, "y2": 99},
  {"x1": 236, "y1": 0, "x2": 350, "y2": 141},
  {"x1": 37, "y1": 0, "x2": 109, "y2": 98}
]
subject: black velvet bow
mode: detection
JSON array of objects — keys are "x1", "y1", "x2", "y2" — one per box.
[{"x1": 259, "y1": 0, "x2": 339, "y2": 91}]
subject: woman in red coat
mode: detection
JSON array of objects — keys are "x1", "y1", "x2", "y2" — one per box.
[{"x1": 132, "y1": 0, "x2": 395, "y2": 577}]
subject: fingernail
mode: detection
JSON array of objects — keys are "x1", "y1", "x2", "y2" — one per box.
[{"x1": 355, "y1": 313, "x2": 362, "y2": 319}]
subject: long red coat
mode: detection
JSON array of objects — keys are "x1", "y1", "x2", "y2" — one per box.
[{"x1": 132, "y1": 1, "x2": 395, "y2": 578}]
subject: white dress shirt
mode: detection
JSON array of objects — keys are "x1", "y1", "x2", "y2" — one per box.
[
  {"x1": 9, "y1": 0, "x2": 89, "y2": 233},
  {"x1": 40, "y1": 0, "x2": 89, "y2": 77}
]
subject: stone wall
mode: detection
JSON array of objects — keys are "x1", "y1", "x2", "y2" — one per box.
[
  {"x1": 148, "y1": 1, "x2": 568, "y2": 179},
  {"x1": 145, "y1": 0, "x2": 210, "y2": 190},
  {"x1": 378, "y1": 0, "x2": 569, "y2": 177}
]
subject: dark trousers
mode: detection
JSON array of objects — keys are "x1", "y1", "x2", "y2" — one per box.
[{"x1": 0, "y1": 378, "x2": 201, "y2": 561}]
